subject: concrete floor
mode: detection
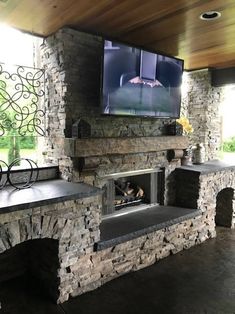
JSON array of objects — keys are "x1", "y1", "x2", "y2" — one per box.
[{"x1": 1, "y1": 227, "x2": 235, "y2": 314}]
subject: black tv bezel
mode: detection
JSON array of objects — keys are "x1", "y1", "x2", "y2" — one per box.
[{"x1": 100, "y1": 38, "x2": 184, "y2": 119}]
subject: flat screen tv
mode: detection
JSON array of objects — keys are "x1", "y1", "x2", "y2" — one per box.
[{"x1": 101, "y1": 40, "x2": 184, "y2": 118}]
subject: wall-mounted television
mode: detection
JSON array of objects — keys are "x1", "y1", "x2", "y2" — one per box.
[{"x1": 101, "y1": 40, "x2": 184, "y2": 118}]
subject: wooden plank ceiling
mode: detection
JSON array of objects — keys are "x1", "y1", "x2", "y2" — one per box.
[{"x1": 0, "y1": 0, "x2": 235, "y2": 70}]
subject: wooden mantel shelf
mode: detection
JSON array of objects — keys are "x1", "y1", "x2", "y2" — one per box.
[{"x1": 64, "y1": 136, "x2": 189, "y2": 158}]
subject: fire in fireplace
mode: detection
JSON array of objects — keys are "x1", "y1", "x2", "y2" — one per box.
[{"x1": 102, "y1": 168, "x2": 164, "y2": 216}]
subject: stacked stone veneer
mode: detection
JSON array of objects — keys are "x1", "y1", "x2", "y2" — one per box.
[
  {"x1": 0, "y1": 195, "x2": 102, "y2": 303},
  {"x1": 39, "y1": 27, "x2": 228, "y2": 199},
  {"x1": 181, "y1": 70, "x2": 224, "y2": 160},
  {"x1": 0, "y1": 193, "x2": 214, "y2": 303},
  {"x1": 175, "y1": 166, "x2": 235, "y2": 228},
  {"x1": 3, "y1": 26, "x2": 221, "y2": 303},
  {"x1": 39, "y1": 28, "x2": 179, "y2": 185}
]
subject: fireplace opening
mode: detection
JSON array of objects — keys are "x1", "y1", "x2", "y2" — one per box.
[{"x1": 102, "y1": 168, "x2": 164, "y2": 216}]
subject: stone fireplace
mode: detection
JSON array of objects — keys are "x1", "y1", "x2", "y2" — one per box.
[{"x1": 1, "y1": 27, "x2": 234, "y2": 306}]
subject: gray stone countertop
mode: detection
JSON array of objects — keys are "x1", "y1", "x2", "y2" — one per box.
[
  {"x1": 0, "y1": 179, "x2": 102, "y2": 214},
  {"x1": 178, "y1": 160, "x2": 235, "y2": 174}
]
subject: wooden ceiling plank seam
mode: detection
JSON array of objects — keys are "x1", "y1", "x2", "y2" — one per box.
[
  {"x1": 78, "y1": 0, "x2": 198, "y2": 35},
  {"x1": 121, "y1": 0, "x2": 215, "y2": 38},
  {"x1": 122, "y1": 0, "x2": 235, "y2": 44},
  {"x1": 144, "y1": 9, "x2": 235, "y2": 48}
]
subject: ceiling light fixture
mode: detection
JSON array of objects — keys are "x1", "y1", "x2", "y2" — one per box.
[{"x1": 200, "y1": 11, "x2": 221, "y2": 20}]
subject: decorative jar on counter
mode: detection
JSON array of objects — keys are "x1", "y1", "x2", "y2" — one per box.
[
  {"x1": 192, "y1": 143, "x2": 205, "y2": 164},
  {"x1": 181, "y1": 147, "x2": 193, "y2": 166}
]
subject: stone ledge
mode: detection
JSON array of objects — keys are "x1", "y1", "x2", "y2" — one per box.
[
  {"x1": 0, "y1": 179, "x2": 102, "y2": 214},
  {"x1": 1, "y1": 164, "x2": 59, "y2": 184},
  {"x1": 95, "y1": 206, "x2": 201, "y2": 251},
  {"x1": 178, "y1": 160, "x2": 235, "y2": 174},
  {"x1": 64, "y1": 136, "x2": 189, "y2": 157}
]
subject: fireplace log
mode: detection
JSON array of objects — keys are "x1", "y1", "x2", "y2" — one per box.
[
  {"x1": 114, "y1": 180, "x2": 145, "y2": 208},
  {"x1": 136, "y1": 187, "x2": 144, "y2": 198},
  {"x1": 124, "y1": 182, "x2": 134, "y2": 195},
  {"x1": 115, "y1": 184, "x2": 128, "y2": 196}
]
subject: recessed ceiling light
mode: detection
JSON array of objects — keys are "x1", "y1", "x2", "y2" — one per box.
[{"x1": 200, "y1": 11, "x2": 221, "y2": 20}]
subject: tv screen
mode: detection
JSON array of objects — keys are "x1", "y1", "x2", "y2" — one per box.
[{"x1": 101, "y1": 40, "x2": 184, "y2": 118}]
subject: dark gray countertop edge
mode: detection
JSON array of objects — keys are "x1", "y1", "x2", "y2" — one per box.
[
  {"x1": 0, "y1": 191, "x2": 102, "y2": 214},
  {"x1": 95, "y1": 209, "x2": 202, "y2": 251},
  {"x1": 178, "y1": 163, "x2": 235, "y2": 174},
  {"x1": 0, "y1": 181, "x2": 102, "y2": 214},
  {"x1": 1, "y1": 164, "x2": 59, "y2": 174}
]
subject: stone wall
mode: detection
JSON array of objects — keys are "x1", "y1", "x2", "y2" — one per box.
[
  {"x1": 2, "y1": 165, "x2": 234, "y2": 304},
  {"x1": 40, "y1": 28, "x2": 172, "y2": 140},
  {"x1": 175, "y1": 166, "x2": 235, "y2": 227},
  {"x1": 25, "y1": 26, "x2": 232, "y2": 304},
  {"x1": 66, "y1": 211, "x2": 214, "y2": 300},
  {"x1": 39, "y1": 27, "x2": 228, "y2": 190},
  {"x1": 39, "y1": 28, "x2": 178, "y2": 186},
  {"x1": 0, "y1": 194, "x2": 214, "y2": 303},
  {"x1": 0, "y1": 195, "x2": 102, "y2": 303},
  {"x1": 181, "y1": 70, "x2": 224, "y2": 160}
]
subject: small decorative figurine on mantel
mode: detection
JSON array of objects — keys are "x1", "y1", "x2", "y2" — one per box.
[
  {"x1": 181, "y1": 146, "x2": 193, "y2": 166},
  {"x1": 72, "y1": 118, "x2": 91, "y2": 138},
  {"x1": 166, "y1": 121, "x2": 183, "y2": 135}
]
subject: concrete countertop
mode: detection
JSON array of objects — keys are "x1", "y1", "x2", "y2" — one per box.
[
  {"x1": 178, "y1": 160, "x2": 235, "y2": 174},
  {"x1": 0, "y1": 179, "x2": 102, "y2": 214}
]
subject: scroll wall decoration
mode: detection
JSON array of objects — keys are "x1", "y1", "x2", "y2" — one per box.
[{"x1": 0, "y1": 63, "x2": 45, "y2": 137}]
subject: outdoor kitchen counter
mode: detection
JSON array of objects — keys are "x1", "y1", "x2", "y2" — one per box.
[
  {"x1": 179, "y1": 160, "x2": 235, "y2": 174},
  {"x1": 0, "y1": 179, "x2": 102, "y2": 214}
]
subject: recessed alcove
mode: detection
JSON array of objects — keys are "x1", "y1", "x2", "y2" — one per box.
[
  {"x1": 0, "y1": 238, "x2": 59, "y2": 301},
  {"x1": 216, "y1": 188, "x2": 235, "y2": 228}
]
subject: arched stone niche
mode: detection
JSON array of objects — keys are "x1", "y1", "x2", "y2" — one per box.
[
  {"x1": 175, "y1": 164, "x2": 235, "y2": 231},
  {"x1": 0, "y1": 194, "x2": 102, "y2": 303},
  {"x1": 0, "y1": 238, "x2": 59, "y2": 301},
  {"x1": 216, "y1": 188, "x2": 235, "y2": 228}
]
